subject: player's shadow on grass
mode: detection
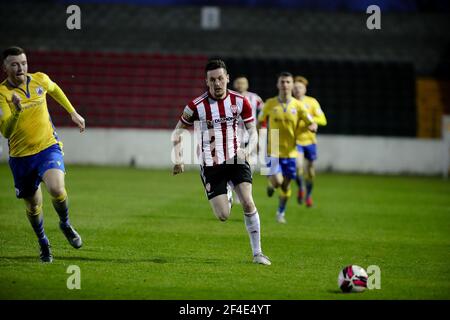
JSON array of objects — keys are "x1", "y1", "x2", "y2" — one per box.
[{"x1": 0, "y1": 255, "x2": 220, "y2": 265}]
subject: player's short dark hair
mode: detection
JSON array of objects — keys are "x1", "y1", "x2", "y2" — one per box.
[
  {"x1": 205, "y1": 59, "x2": 227, "y2": 74},
  {"x1": 278, "y1": 71, "x2": 293, "y2": 79},
  {"x1": 2, "y1": 46, "x2": 26, "y2": 62}
]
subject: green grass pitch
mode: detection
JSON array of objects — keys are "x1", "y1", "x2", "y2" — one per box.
[{"x1": 0, "y1": 163, "x2": 449, "y2": 299}]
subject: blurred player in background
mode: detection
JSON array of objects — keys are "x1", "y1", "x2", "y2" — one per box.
[
  {"x1": 0, "y1": 47, "x2": 85, "y2": 263},
  {"x1": 172, "y1": 59, "x2": 271, "y2": 265},
  {"x1": 293, "y1": 76, "x2": 327, "y2": 207},
  {"x1": 258, "y1": 72, "x2": 316, "y2": 223},
  {"x1": 233, "y1": 75, "x2": 264, "y2": 133}
]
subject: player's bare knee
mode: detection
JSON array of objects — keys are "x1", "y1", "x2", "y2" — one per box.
[
  {"x1": 48, "y1": 185, "x2": 66, "y2": 198},
  {"x1": 216, "y1": 210, "x2": 230, "y2": 221},
  {"x1": 241, "y1": 199, "x2": 255, "y2": 213}
]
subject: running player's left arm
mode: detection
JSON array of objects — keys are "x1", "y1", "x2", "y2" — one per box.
[
  {"x1": 244, "y1": 121, "x2": 258, "y2": 163},
  {"x1": 311, "y1": 98, "x2": 327, "y2": 126},
  {"x1": 241, "y1": 97, "x2": 257, "y2": 162},
  {"x1": 41, "y1": 73, "x2": 85, "y2": 133}
]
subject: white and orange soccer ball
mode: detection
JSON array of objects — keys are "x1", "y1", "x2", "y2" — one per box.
[{"x1": 338, "y1": 265, "x2": 368, "y2": 293}]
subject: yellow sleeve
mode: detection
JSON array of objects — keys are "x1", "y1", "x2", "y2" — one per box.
[
  {"x1": 0, "y1": 94, "x2": 20, "y2": 139},
  {"x1": 39, "y1": 72, "x2": 76, "y2": 114},
  {"x1": 297, "y1": 101, "x2": 313, "y2": 126},
  {"x1": 311, "y1": 99, "x2": 327, "y2": 126}
]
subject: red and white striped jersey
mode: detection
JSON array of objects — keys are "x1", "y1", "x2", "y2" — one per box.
[{"x1": 180, "y1": 90, "x2": 254, "y2": 166}]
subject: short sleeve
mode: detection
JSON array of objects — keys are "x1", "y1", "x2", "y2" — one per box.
[{"x1": 180, "y1": 102, "x2": 198, "y2": 126}]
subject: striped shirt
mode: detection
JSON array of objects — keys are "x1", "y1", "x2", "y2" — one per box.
[{"x1": 180, "y1": 90, "x2": 254, "y2": 166}]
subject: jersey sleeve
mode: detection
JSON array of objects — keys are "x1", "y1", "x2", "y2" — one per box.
[
  {"x1": 180, "y1": 102, "x2": 199, "y2": 126},
  {"x1": 241, "y1": 96, "x2": 254, "y2": 124},
  {"x1": 311, "y1": 99, "x2": 327, "y2": 126},
  {"x1": 37, "y1": 72, "x2": 76, "y2": 114}
]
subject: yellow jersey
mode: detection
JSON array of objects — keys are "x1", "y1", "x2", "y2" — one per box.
[
  {"x1": 296, "y1": 95, "x2": 327, "y2": 146},
  {"x1": 259, "y1": 96, "x2": 313, "y2": 158},
  {"x1": 0, "y1": 72, "x2": 75, "y2": 157}
]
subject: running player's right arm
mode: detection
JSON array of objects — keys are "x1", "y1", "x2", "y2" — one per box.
[
  {"x1": 0, "y1": 93, "x2": 22, "y2": 139},
  {"x1": 172, "y1": 120, "x2": 190, "y2": 175},
  {"x1": 297, "y1": 101, "x2": 317, "y2": 132},
  {"x1": 172, "y1": 104, "x2": 198, "y2": 175},
  {"x1": 311, "y1": 99, "x2": 327, "y2": 126}
]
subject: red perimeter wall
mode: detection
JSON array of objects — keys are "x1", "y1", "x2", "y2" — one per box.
[{"x1": 27, "y1": 51, "x2": 208, "y2": 129}]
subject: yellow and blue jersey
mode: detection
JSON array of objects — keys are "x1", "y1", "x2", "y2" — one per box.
[
  {"x1": 296, "y1": 95, "x2": 327, "y2": 146},
  {"x1": 0, "y1": 72, "x2": 75, "y2": 157},
  {"x1": 258, "y1": 96, "x2": 313, "y2": 158}
]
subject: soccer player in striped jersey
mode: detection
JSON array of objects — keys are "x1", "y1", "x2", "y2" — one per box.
[
  {"x1": 172, "y1": 59, "x2": 271, "y2": 265},
  {"x1": 0, "y1": 47, "x2": 85, "y2": 263},
  {"x1": 258, "y1": 72, "x2": 317, "y2": 224},
  {"x1": 293, "y1": 76, "x2": 327, "y2": 207}
]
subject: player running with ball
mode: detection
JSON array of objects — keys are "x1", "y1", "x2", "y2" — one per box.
[{"x1": 172, "y1": 59, "x2": 271, "y2": 265}]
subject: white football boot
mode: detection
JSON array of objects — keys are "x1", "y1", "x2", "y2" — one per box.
[
  {"x1": 253, "y1": 253, "x2": 271, "y2": 265},
  {"x1": 276, "y1": 211, "x2": 286, "y2": 224}
]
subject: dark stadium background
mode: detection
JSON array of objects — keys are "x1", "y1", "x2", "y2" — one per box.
[
  {"x1": 1, "y1": 0, "x2": 449, "y2": 138},
  {"x1": 1, "y1": 0, "x2": 450, "y2": 307}
]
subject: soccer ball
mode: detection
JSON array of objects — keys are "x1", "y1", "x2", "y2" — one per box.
[{"x1": 338, "y1": 265, "x2": 368, "y2": 293}]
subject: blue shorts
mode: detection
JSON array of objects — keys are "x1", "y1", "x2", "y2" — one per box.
[
  {"x1": 266, "y1": 157, "x2": 297, "y2": 179},
  {"x1": 9, "y1": 144, "x2": 65, "y2": 198},
  {"x1": 297, "y1": 144, "x2": 318, "y2": 161}
]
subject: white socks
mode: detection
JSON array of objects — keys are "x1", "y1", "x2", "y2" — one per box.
[{"x1": 244, "y1": 211, "x2": 262, "y2": 256}]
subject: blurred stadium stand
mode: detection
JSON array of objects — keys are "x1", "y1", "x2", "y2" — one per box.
[
  {"x1": 28, "y1": 51, "x2": 208, "y2": 128},
  {"x1": 0, "y1": 0, "x2": 449, "y2": 136}
]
